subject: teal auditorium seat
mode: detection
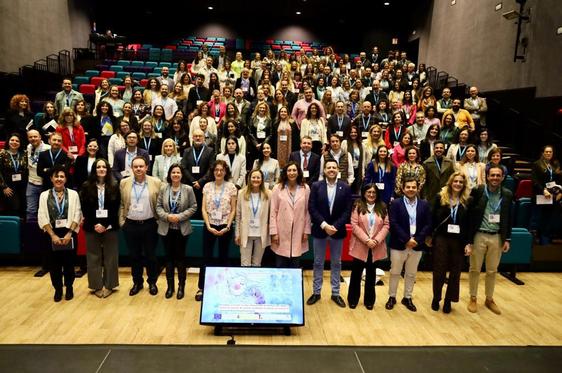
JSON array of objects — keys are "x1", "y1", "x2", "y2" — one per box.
[
  {"x1": 500, "y1": 227, "x2": 533, "y2": 285},
  {"x1": 503, "y1": 175, "x2": 516, "y2": 194},
  {"x1": 74, "y1": 76, "x2": 90, "y2": 85},
  {"x1": 84, "y1": 70, "x2": 99, "y2": 78},
  {"x1": 0, "y1": 216, "x2": 21, "y2": 254},
  {"x1": 145, "y1": 61, "x2": 158, "y2": 69},
  {"x1": 514, "y1": 197, "x2": 532, "y2": 229}
]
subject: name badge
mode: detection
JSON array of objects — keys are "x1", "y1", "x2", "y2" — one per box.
[
  {"x1": 546, "y1": 181, "x2": 556, "y2": 188},
  {"x1": 196, "y1": 100, "x2": 203, "y2": 106},
  {"x1": 352, "y1": 159, "x2": 359, "y2": 168},
  {"x1": 156, "y1": 133, "x2": 163, "y2": 138},
  {"x1": 409, "y1": 224, "x2": 416, "y2": 236},
  {"x1": 121, "y1": 170, "x2": 131, "y2": 177},
  {"x1": 388, "y1": 149, "x2": 394, "y2": 155},
  {"x1": 336, "y1": 131, "x2": 344, "y2": 137},
  {"x1": 447, "y1": 224, "x2": 460, "y2": 234},
  {"x1": 488, "y1": 214, "x2": 500, "y2": 223},
  {"x1": 55, "y1": 219, "x2": 68, "y2": 228},
  {"x1": 96, "y1": 209, "x2": 108, "y2": 218},
  {"x1": 12, "y1": 174, "x2": 22, "y2": 182},
  {"x1": 211, "y1": 210, "x2": 222, "y2": 220},
  {"x1": 257, "y1": 131, "x2": 266, "y2": 139},
  {"x1": 362, "y1": 132, "x2": 368, "y2": 138},
  {"x1": 337, "y1": 172, "x2": 342, "y2": 179},
  {"x1": 249, "y1": 218, "x2": 259, "y2": 228},
  {"x1": 192, "y1": 166, "x2": 200, "y2": 174},
  {"x1": 131, "y1": 204, "x2": 143, "y2": 213},
  {"x1": 375, "y1": 182, "x2": 385, "y2": 190},
  {"x1": 69, "y1": 146, "x2": 78, "y2": 153},
  {"x1": 311, "y1": 134, "x2": 320, "y2": 141},
  {"x1": 393, "y1": 141, "x2": 400, "y2": 147},
  {"x1": 149, "y1": 154, "x2": 153, "y2": 161},
  {"x1": 303, "y1": 170, "x2": 310, "y2": 178},
  {"x1": 264, "y1": 182, "x2": 270, "y2": 190},
  {"x1": 279, "y1": 135, "x2": 288, "y2": 142}
]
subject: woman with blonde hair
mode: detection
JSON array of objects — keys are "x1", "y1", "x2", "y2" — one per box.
[
  {"x1": 153, "y1": 138, "x2": 182, "y2": 182},
  {"x1": 235, "y1": 169, "x2": 271, "y2": 266},
  {"x1": 456, "y1": 144, "x2": 485, "y2": 190},
  {"x1": 430, "y1": 171, "x2": 472, "y2": 314},
  {"x1": 56, "y1": 108, "x2": 86, "y2": 160},
  {"x1": 362, "y1": 124, "x2": 386, "y2": 166}
]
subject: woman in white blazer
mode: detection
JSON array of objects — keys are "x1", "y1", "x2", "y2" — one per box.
[
  {"x1": 152, "y1": 138, "x2": 182, "y2": 182},
  {"x1": 347, "y1": 183, "x2": 389, "y2": 310},
  {"x1": 216, "y1": 135, "x2": 246, "y2": 189},
  {"x1": 235, "y1": 169, "x2": 271, "y2": 266},
  {"x1": 38, "y1": 165, "x2": 83, "y2": 302},
  {"x1": 156, "y1": 164, "x2": 197, "y2": 300}
]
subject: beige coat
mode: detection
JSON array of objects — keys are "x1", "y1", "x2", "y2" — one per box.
[
  {"x1": 118, "y1": 175, "x2": 161, "y2": 226},
  {"x1": 235, "y1": 188, "x2": 271, "y2": 248}
]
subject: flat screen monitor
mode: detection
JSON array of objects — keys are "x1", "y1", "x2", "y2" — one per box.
[{"x1": 200, "y1": 266, "x2": 304, "y2": 327}]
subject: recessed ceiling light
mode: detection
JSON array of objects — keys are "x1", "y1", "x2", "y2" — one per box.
[
  {"x1": 384, "y1": 2, "x2": 390, "y2": 5},
  {"x1": 208, "y1": 6, "x2": 214, "y2": 10},
  {"x1": 296, "y1": 11, "x2": 301, "y2": 15}
]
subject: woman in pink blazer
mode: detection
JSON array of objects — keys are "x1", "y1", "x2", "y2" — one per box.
[
  {"x1": 347, "y1": 183, "x2": 390, "y2": 310},
  {"x1": 270, "y1": 161, "x2": 311, "y2": 268},
  {"x1": 208, "y1": 91, "x2": 227, "y2": 131}
]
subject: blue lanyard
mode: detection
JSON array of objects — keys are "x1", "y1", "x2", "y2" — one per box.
[
  {"x1": 403, "y1": 197, "x2": 417, "y2": 226},
  {"x1": 49, "y1": 149, "x2": 62, "y2": 166},
  {"x1": 484, "y1": 186, "x2": 503, "y2": 213},
  {"x1": 98, "y1": 186, "x2": 105, "y2": 209},
  {"x1": 169, "y1": 189, "x2": 181, "y2": 213},
  {"x1": 378, "y1": 165, "x2": 385, "y2": 181},
  {"x1": 52, "y1": 188, "x2": 66, "y2": 218},
  {"x1": 143, "y1": 137, "x2": 151, "y2": 150},
  {"x1": 126, "y1": 150, "x2": 136, "y2": 167},
  {"x1": 155, "y1": 120, "x2": 163, "y2": 132},
  {"x1": 393, "y1": 126, "x2": 402, "y2": 142},
  {"x1": 9, "y1": 152, "x2": 20, "y2": 172},
  {"x1": 286, "y1": 184, "x2": 300, "y2": 205},
  {"x1": 435, "y1": 157, "x2": 442, "y2": 172},
  {"x1": 450, "y1": 198, "x2": 459, "y2": 224},
  {"x1": 546, "y1": 164, "x2": 553, "y2": 181},
  {"x1": 213, "y1": 182, "x2": 225, "y2": 209},
  {"x1": 337, "y1": 115, "x2": 343, "y2": 129},
  {"x1": 457, "y1": 145, "x2": 467, "y2": 159},
  {"x1": 192, "y1": 145, "x2": 205, "y2": 166},
  {"x1": 196, "y1": 87, "x2": 201, "y2": 100},
  {"x1": 132, "y1": 181, "x2": 147, "y2": 204},
  {"x1": 368, "y1": 210, "x2": 375, "y2": 230},
  {"x1": 362, "y1": 114, "x2": 370, "y2": 130},
  {"x1": 250, "y1": 193, "x2": 260, "y2": 217}
]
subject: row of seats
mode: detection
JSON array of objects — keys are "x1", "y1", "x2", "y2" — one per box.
[{"x1": 0, "y1": 216, "x2": 533, "y2": 267}]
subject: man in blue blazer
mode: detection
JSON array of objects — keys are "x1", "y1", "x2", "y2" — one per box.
[
  {"x1": 112, "y1": 132, "x2": 150, "y2": 182},
  {"x1": 386, "y1": 176, "x2": 432, "y2": 312},
  {"x1": 307, "y1": 159, "x2": 353, "y2": 307}
]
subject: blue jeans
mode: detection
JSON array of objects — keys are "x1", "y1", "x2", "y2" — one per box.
[
  {"x1": 26, "y1": 183, "x2": 43, "y2": 221},
  {"x1": 312, "y1": 237, "x2": 344, "y2": 296}
]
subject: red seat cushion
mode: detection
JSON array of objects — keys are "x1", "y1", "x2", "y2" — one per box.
[
  {"x1": 90, "y1": 76, "x2": 104, "y2": 87},
  {"x1": 100, "y1": 70, "x2": 115, "y2": 78},
  {"x1": 79, "y1": 84, "x2": 96, "y2": 95}
]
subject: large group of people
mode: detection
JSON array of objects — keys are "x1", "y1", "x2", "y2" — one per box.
[{"x1": 0, "y1": 45, "x2": 560, "y2": 315}]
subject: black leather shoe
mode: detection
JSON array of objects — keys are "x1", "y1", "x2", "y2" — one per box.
[
  {"x1": 149, "y1": 283, "x2": 158, "y2": 296},
  {"x1": 306, "y1": 294, "x2": 321, "y2": 305},
  {"x1": 54, "y1": 288, "x2": 63, "y2": 302},
  {"x1": 401, "y1": 297, "x2": 417, "y2": 312},
  {"x1": 331, "y1": 295, "x2": 346, "y2": 308},
  {"x1": 365, "y1": 304, "x2": 374, "y2": 310},
  {"x1": 129, "y1": 283, "x2": 143, "y2": 296},
  {"x1": 165, "y1": 284, "x2": 174, "y2": 299},
  {"x1": 177, "y1": 285, "x2": 185, "y2": 300},
  {"x1": 443, "y1": 300, "x2": 452, "y2": 314},
  {"x1": 385, "y1": 297, "x2": 396, "y2": 310},
  {"x1": 431, "y1": 299, "x2": 440, "y2": 311},
  {"x1": 65, "y1": 286, "x2": 74, "y2": 301},
  {"x1": 349, "y1": 303, "x2": 357, "y2": 309},
  {"x1": 35, "y1": 269, "x2": 48, "y2": 277},
  {"x1": 195, "y1": 289, "x2": 203, "y2": 301}
]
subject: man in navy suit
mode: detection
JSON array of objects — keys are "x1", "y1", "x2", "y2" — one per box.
[
  {"x1": 386, "y1": 176, "x2": 432, "y2": 312},
  {"x1": 112, "y1": 132, "x2": 150, "y2": 182},
  {"x1": 326, "y1": 101, "x2": 351, "y2": 139},
  {"x1": 307, "y1": 159, "x2": 353, "y2": 307},
  {"x1": 288, "y1": 136, "x2": 320, "y2": 186}
]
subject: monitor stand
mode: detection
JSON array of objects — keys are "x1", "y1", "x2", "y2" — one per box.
[{"x1": 214, "y1": 325, "x2": 291, "y2": 337}]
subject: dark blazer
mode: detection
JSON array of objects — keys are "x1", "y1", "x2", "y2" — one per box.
[
  {"x1": 36, "y1": 148, "x2": 71, "y2": 190},
  {"x1": 289, "y1": 150, "x2": 320, "y2": 185},
  {"x1": 235, "y1": 77, "x2": 257, "y2": 101},
  {"x1": 389, "y1": 197, "x2": 432, "y2": 251},
  {"x1": 111, "y1": 147, "x2": 150, "y2": 181},
  {"x1": 327, "y1": 114, "x2": 352, "y2": 138},
  {"x1": 363, "y1": 162, "x2": 396, "y2": 205},
  {"x1": 422, "y1": 156, "x2": 455, "y2": 201},
  {"x1": 181, "y1": 145, "x2": 216, "y2": 185},
  {"x1": 247, "y1": 117, "x2": 273, "y2": 151},
  {"x1": 364, "y1": 90, "x2": 388, "y2": 107},
  {"x1": 309, "y1": 180, "x2": 353, "y2": 240},
  {"x1": 431, "y1": 195, "x2": 470, "y2": 246},
  {"x1": 79, "y1": 181, "x2": 120, "y2": 232},
  {"x1": 73, "y1": 155, "x2": 97, "y2": 189},
  {"x1": 467, "y1": 185, "x2": 513, "y2": 244},
  {"x1": 187, "y1": 85, "x2": 210, "y2": 113},
  {"x1": 4, "y1": 110, "x2": 34, "y2": 145},
  {"x1": 352, "y1": 114, "x2": 378, "y2": 138},
  {"x1": 283, "y1": 91, "x2": 298, "y2": 112},
  {"x1": 81, "y1": 115, "x2": 118, "y2": 142}
]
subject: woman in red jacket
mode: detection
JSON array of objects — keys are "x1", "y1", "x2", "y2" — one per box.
[
  {"x1": 56, "y1": 108, "x2": 86, "y2": 159},
  {"x1": 347, "y1": 183, "x2": 390, "y2": 310}
]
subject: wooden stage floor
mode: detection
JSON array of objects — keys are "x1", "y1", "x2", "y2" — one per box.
[{"x1": 0, "y1": 267, "x2": 561, "y2": 346}]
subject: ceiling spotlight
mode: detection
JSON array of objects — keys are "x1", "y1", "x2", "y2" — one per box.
[
  {"x1": 384, "y1": 2, "x2": 390, "y2": 5},
  {"x1": 208, "y1": 6, "x2": 214, "y2": 10},
  {"x1": 296, "y1": 11, "x2": 301, "y2": 15}
]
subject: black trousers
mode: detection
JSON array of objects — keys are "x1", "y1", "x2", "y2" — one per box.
[
  {"x1": 123, "y1": 218, "x2": 159, "y2": 285},
  {"x1": 347, "y1": 250, "x2": 376, "y2": 307},
  {"x1": 198, "y1": 224, "x2": 232, "y2": 290},
  {"x1": 275, "y1": 254, "x2": 300, "y2": 268},
  {"x1": 162, "y1": 229, "x2": 189, "y2": 285},
  {"x1": 47, "y1": 229, "x2": 77, "y2": 290},
  {"x1": 1, "y1": 183, "x2": 26, "y2": 219},
  {"x1": 432, "y1": 234, "x2": 464, "y2": 302}
]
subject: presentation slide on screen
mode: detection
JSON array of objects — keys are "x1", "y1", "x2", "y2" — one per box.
[{"x1": 201, "y1": 267, "x2": 304, "y2": 326}]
